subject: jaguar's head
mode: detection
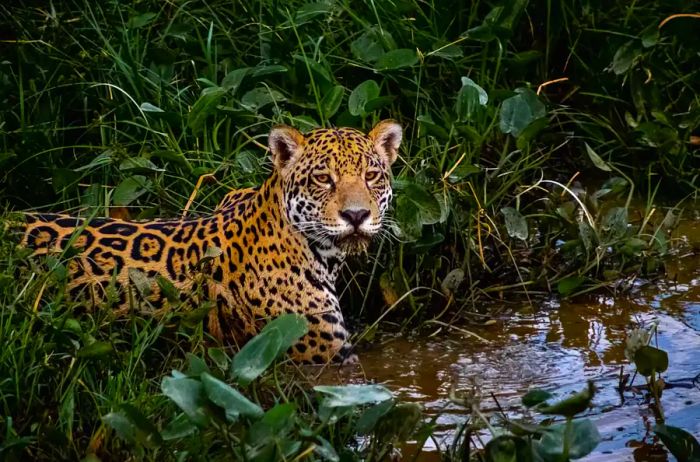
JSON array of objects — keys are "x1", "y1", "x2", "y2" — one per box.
[{"x1": 269, "y1": 120, "x2": 401, "y2": 254}]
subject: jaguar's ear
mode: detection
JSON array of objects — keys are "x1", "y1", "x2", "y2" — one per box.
[
  {"x1": 368, "y1": 120, "x2": 402, "y2": 165},
  {"x1": 269, "y1": 125, "x2": 305, "y2": 172}
]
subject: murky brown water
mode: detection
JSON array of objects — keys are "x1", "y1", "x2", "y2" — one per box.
[{"x1": 324, "y1": 214, "x2": 700, "y2": 461}]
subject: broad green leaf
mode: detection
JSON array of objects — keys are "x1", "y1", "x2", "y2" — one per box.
[
  {"x1": 208, "y1": 348, "x2": 230, "y2": 371},
  {"x1": 456, "y1": 77, "x2": 488, "y2": 121},
  {"x1": 321, "y1": 85, "x2": 344, "y2": 119},
  {"x1": 654, "y1": 424, "x2": 700, "y2": 461},
  {"x1": 374, "y1": 48, "x2": 418, "y2": 70},
  {"x1": 249, "y1": 65, "x2": 287, "y2": 79},
  {"x1": 187, "y1": 86, "x2": 226, "y2": 134},
  {"x1": 601, "y1": 207, "x2": 628, "y2": 240},
  {"x1": 221, "y1": 68, "x2": 250, "y2": 93},
  {"x1": 584, "y1": 143, "x2": 612, "y2": 172},
  {"x1": 231, "y1": 328, "x2": 283, "y2": 386},
  {"x1": 77, "y1": 341, "x2": 113, "y2": 359},
  {"x1": 103, "y1": 404, "x2": 163, "y2": 448},
  {"x1": 348, "y1": 80, "x2": 380, "y2": 116},
  {"x1": 113, "y1": 175, "x2": 151, "y2": 206},
  {"x1": 161, "y1": 376, "x2": 209, "y2": 426},
  {"x1": 499, "y1": 88, "x2": 546, "y2": 137},
  {"x1": 156, "y1": 275, "x2": 180, "y2": 303},
  {"x1": 611, "y1": 40, "x2": 641, "y2": 75},
  {"x1": 522, "y1": 389, "x2": 553, "y2": 408},
  {"x1": 539, "y1": 381, "x2": 595, "y2": 417},
  {"x1": 161, "y1": 413, "x2": 197, "y2": 441},
  {"x1": 184, "y1": 353, "x2": 210, "y2": 377},
  {"x1": 313, "y1": 435, "x2": 340, "y2": 462},
  {"x1": 536, "y1": 419, "x2": 601, "y2": 460},
  {"x1": 201, "y1": 372, "x2": 263, "y2": 421},
  {"x1": 355, "y1": 400, "x2": 394, "y2": 434},
  {"x1": 374, "y1": 403, "x2": 422, "y2": 442},
  {"x1": 350, "y1": 27, "x2": 392, "y2": 63},
  {"x1": 314, "y1": 384, "x2": 392, "y2": 408},
  {"x1": 501, "y1": 207, "x2": 528, "y2": 240},
  {"x1": 293, "y1": 54, "x2": 332, "y2": 86},
  {"x1": 634, "y1": 345, "x2": 669, "y2": 376},
  {"x1": 557, "y1": 275, "x2": 585, "y2": 296},
  {"x1": 400, "y1": 182, "x2": 442, "y2": 225},
  {"x1": 485, "y1": 435, "x2": 532, "y2": 462},
  {"x1": 228, "y1": 314, "x2": 308, "y2": 384},
  {"x1": 240, "y1": 87, "x2": 286, "y2": 113}
]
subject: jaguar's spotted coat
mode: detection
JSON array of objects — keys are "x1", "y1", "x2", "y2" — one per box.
[{"x1": 18, "y1": 121, "x2": 402, "y2": 364}]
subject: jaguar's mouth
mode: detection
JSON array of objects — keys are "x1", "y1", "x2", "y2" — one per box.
[{"x1": 336, "y1": 232, "x2": 373, "y2": 254}]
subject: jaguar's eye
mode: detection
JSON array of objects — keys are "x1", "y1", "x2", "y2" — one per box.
[
  {"x1": 314, "y1": 173, "x2": 333, "y2": 186},
  {"x1": 365, "y1": 170, "x2": 381, "y2": 182}
]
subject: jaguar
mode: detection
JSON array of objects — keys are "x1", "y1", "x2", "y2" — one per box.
[{"x1": 17, "y1": 120, "x2": 402, "y2": 364}]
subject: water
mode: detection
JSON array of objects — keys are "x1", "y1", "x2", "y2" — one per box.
[{"x1": 324, "y1": 215, "x2": 700, "y2": 460}]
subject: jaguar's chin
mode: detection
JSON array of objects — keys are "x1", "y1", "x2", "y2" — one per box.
[{"x1": 336, "y1": 233, "x2": 373, "y2": 254}]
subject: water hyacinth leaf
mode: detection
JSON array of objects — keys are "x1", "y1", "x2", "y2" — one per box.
[
  {"x1": 208, "y1": 348, "x2": 230, "y2": 371},
  {"x1": 456, "y1": 77, "x2": 488, "y2": 121},
  {"x1": 654, "y1": 424, "x2": 700, "y2": 461},
  {"x1": 161, "y1": 413, "x2": 198, "y2": 441},
  {"x1": 601, "y1": 207, "x2": 628, "y2": 240},
  {"x1": 201, "y1": 372, "x2": 264, "y2": 421},
  {"x1": 499, "y1": 88, "x2": 546, "y2": 137},
  {"x1": 102, "y1": 411, "x2": 140, "y2": 447},
  {"x1": 77, "y1": 341, "x2": 113, "y2": 359},
  {"x1": 161, "y1": 375, "x2": 209, "y2": 426},
  {"x1": 355, "y1": 399, "x2": 394, "y2": 435},
  {"x1": 374, "y1": 49, "x2": 418, "y2": 71},
  {"x1": 584, "y1": 143, "x2": 612, "y2": 172},
  {"x1": 536, "y1": 419, "x2": 601, "y2": 460},
  {"x1": 221, "y1": 68, "x2": 250, "y2": 93},
  {"x1": 313, "y1": 435, "x2": 340, "y2": 462},
  {"x1": 634, "y1": 345, "x2": 669, "y2": 376},
  {"x1": 240, "y1": 87, "x2": 286, "y2": 113},
  {"x1": 348, "y1": 80, "x2": 380, "y2": 116},
  {"x1": 249, "y1": 65, "x2": 287, "y2": 79},
  {"x1": 293, "y1": 54, "x2": 333, "y2": 86},
  {"x1": 230, "y1": 327, "x2": 283, "y2": 386},
  {"x1": 187, "y1": 86, "x2": 226, "y2": 134},
  {"x1": 184, "y1": 353, "x2": 210, "y2": 377},
  {"x1": 539, "y1": 381, "x2": 595, "y2": 418},
  {"x1": 522, "y1": 389, "x2": 553, "y2": 408},
  {"x1": 557, "y1": 275, "x2": 585, "y2": 296},
  {"x1": 230, "y1": 314, "x2": 306, "y2": 386},
  {"x1": 113, "y1": 175, "x2": 152, "y2": 206},
  {"x1": 321, "y1": 85, "x2": 344, "y2": 119},
  {"x1": 374, "y1": 403, "x2": 422, "y2": 442},
  {"x1": 401, "y1": 182, "x2": 442, "y2": 225},
  {"x1": 350, "y1": 27, "x2": 393, "y2": 63},
  {"x1": 364, "y1": 95, "x2": 395, "y2": 113},
  {"x1": 501, "y1": 207, "x2": 528, "y2": 240},
  {"x1": 314, "y1": 384, "x2": 393, "y2": 408},
  {"x1": 485, "y1": 435, "x2": 532, "y2": 462}
]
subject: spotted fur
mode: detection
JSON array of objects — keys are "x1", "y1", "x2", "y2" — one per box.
[{"x1": 18, "y1": 121, "x2": 402, "y2": 364}]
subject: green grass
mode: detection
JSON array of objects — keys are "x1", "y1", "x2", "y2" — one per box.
[{"x1": 0, "y1": 0, "x2": 698, "y2": 459}]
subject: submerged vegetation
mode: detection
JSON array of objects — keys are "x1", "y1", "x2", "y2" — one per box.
[{"x1": 0, "y1": 0, "x2": 698, "y2": 460}]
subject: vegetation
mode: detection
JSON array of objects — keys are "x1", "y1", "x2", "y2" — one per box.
[{"x1": 0, "y1": 0, "x2": 698, "y2": 460}]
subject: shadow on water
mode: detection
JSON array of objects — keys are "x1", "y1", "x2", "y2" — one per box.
[{"x1": 324, "y1": 215, "x2": 700, "y2": 461}]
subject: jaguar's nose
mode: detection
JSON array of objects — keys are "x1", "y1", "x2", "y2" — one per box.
[{"x1": 340, "y1": 208, "x2": 370, "y2": 229}]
